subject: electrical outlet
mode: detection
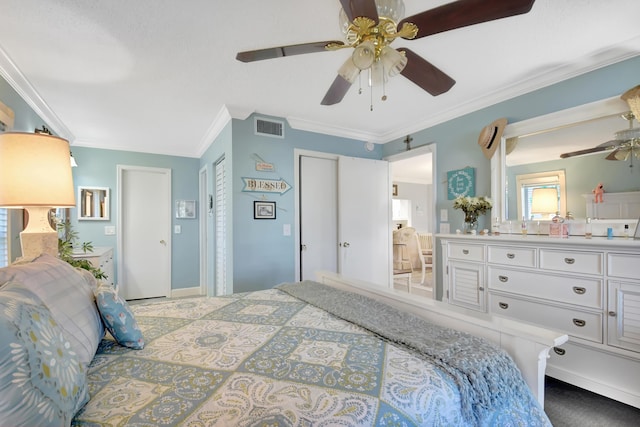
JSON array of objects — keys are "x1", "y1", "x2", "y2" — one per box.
[{"x1": 174, "y1": 225, "x2": 181, "y2": 234}]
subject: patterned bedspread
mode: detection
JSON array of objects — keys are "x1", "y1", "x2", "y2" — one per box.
[{"x1": 73, "y1": 284, "x2": 550, "y2": 426}]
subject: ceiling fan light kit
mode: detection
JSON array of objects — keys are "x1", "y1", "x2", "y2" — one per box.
[{"x1": 236, "y1": 0, "x2": 536, "y2": 108}]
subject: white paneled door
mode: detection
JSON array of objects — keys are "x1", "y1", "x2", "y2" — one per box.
[
  {"x1": 300, "y1": 156, "x2": 338, "y2": 281},
  {"x1": 337, "y1": 156, "x2": 390, "y2": 286},
  {"x1": 298, "y1": 153, "x2": 390, "y2": 287},
  {"x1": 118, "y1": 165, "x2": 171, "y2": 300}
]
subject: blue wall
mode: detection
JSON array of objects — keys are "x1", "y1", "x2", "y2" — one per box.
[
  {"x1": 3, "y1": 55, "x2": 640, "y2": 297},
  {"x1": 228, "y1": 115, "x2": 380, "y2": 293}
]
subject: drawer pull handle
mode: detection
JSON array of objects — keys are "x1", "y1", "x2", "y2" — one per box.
[
  {"x1": 564, "y1": 257, "x2": 575, "y2": 265},
  {"x1": 572, "y1": 287, "x2": 586, "y2": 295},
  {"x1": 572, "y1": 318, "x2": 586, "y2": 327},
  {"x1": 479, "y1": 286, "x2": 485, "y2": 292},
  {"x1": 498, "y1": 302, "x2": 509, "y2": 310},
  {"x1": 498, "y1": 275, "x2": 509, "y2": 283},
  {"x1": 609, "y1": 311, "x2": 617, "y2": 317},
  {"x1": 553, "y1": 347, "x2": 566, "y2": 356},
  {"x1": 462, "y1": 249, "x2": 469, "y2": 255},
  {"x1": 506, "y1": 253, "x2": 515, "y2": 259}
]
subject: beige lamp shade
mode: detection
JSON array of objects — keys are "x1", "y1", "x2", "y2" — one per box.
[
  {"x1": 531, "y1": 188, "x2": 558, "y2": 215},
  {"x1": 0, "y1": 132, "x2": 76, "y2": 260},
  {"x1": 0, "y1": 132, "x2": 75, "y2": 208}
]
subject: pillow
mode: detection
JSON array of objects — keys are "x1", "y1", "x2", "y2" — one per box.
[
  {"x1": 0, "y1": 283, "x2": 89, "y2": 427},
  {"x1": 94, "y1": 283, "x2": 144, "y2": 349},
  {"x1": 0, "y1": 254, "x2": 104, "y2": 367}
]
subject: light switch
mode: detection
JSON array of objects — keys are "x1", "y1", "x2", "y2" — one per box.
[
  {"x1": 440, "y1": 209, "x2": 448, "y2": 222},
  {"x1": 104, "y1": 226, "x2": 116, "y2": 235},
  {"x1": 283, "y1": 224, "x2": 291, "y2": 236},
  {"x1": 174, "y1": 225, "x2": 181, "y2": 234}
]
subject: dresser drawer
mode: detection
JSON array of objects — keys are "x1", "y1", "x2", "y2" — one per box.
[
  {"x1": 539, "y1": 249, "x2": 603, "y2": 276},
  {"x1": 608, "y1": 252, "x2": 640, "y2": 280},
  {"x1": 447, "y1": 242, "x2": 484, "y2": 262},
  {"x1": 487, "y1": 245, "x2": 536, "y2": 268},
  {"x1": 489, "y1": 294, "x2": 602, "y2": 343},
  {"x1": 488, "y1": 267, "x2": 602, "y2": 309}
]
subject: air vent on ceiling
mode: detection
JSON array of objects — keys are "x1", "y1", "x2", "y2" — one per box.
[{"x1": 255, "y1": 117, "x2": 284, "y2": 139}]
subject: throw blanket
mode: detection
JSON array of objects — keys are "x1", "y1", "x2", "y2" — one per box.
[{"x1": 277, "y1": 281, "x2": 535, "y2": 424}]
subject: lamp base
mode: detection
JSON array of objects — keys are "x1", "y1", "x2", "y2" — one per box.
[
  {"x1": 19, "y1": 231, "x2": 58, "y2": 260},
  {"x1": 19, "y1": 206, "x2": 58, "y2": 260}
]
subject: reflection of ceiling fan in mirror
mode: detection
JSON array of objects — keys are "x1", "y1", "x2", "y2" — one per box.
[
  {"x1": 236, "y1": 0, "x2": 536, "y2": 106},
  {"x1": 560, "y1": 112, "x2": 640, "y2": 164}
]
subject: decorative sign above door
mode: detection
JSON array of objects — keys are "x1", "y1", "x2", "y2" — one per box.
[
  {"x1": 242, "y1": 177, "x2": 291, "y2": 195},
  {"x1": 447, "y1": 167, "x2": 475, "y2": 200}
]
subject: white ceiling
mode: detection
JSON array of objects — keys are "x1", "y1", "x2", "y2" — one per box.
[{"x1": 1, "y1": 0, "x2": 639, "y2": 158}]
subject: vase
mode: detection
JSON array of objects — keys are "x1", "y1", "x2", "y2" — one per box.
[{"x1": 463, "y1": 212, "x2": 478, "y2": 234}]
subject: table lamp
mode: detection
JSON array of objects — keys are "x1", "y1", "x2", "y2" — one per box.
[
  {"x1": 530, "y1": 187, "x2": 558, "y2": 218},
  {"x1": 0, "y1": 132, "x2": 76, "y2": 260}
]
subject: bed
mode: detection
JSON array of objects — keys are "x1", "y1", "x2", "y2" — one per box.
[{"x1": 0, "y1": 255, "x2": 567, "y2": 426}]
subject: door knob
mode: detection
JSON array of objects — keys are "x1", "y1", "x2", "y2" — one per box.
[
  {"x1": 160, "y1": 240, "x2": 166, "y2": 245},
  {"x1": 301, "y1": 244, "x2": 307, "y2": 251},
  {"x1": 341, "y1": 242, "x2": 350, "y2": 248}
]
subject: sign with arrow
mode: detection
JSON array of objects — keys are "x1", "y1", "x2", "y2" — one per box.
[{"x1": 242, "y1": 177, "x2": 291, "y2": 195}]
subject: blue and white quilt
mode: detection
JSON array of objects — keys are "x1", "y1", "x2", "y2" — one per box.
[{"x1": 73, "y1": 281, "x2": 551, "y2": 426}]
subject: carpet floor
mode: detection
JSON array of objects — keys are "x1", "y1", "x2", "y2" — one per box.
[{"x1": 544, "y1": 376, "x2": 640, "y2": 426}]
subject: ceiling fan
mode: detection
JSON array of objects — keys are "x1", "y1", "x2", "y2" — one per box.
[
  {"x1": 236, "y1": 0, "x2": 536, "y2": 106},
  {"x1": 560, "y1": 112, "x2": 640, "y2": 162}
]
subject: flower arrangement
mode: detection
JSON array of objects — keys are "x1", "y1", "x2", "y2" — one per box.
[
  {"x1": 453, "y1": 196, "x2": 493, "y2": 232},
  {"x1": 452, "y1": 195, "x2": 493, "y2": 216}
]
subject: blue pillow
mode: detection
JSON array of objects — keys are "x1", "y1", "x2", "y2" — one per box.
[
  {"x1": 0, "y1": 283, "x2": 89, "y2": 427},
  {"x1": 94, "y1": 284, "x2": 144, "y2": 349}
]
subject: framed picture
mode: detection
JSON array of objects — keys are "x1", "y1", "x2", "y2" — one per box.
[
  {"x1": 447, "y1": 167, "x2": 476, "y2": 200},
  {"x1": 254, "y1": 201, "x2": 276, "y2": 219},
  {"x1": 392, "y1": 184, "x2": 398, "y2": 196},
  {"x1": 176, "y1": 200, "x2": 196, "y2": 219}
]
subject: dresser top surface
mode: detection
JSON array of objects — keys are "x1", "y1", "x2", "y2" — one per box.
[{"x1": 437, "y1": 234, "x2": 640, "y2": 250}]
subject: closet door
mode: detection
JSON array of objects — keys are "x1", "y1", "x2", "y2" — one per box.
[
  {"x1": 214, "y1": 157, "x2": 228, "y2": 295},
  {"x1": 338, "y1": 156, "x2": 391, "y2": 286}
]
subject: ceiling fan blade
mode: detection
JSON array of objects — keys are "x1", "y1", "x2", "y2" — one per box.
[
  {"x1": 597, "y1": 139, "x2": 621, "y2": 149},
  {"x1": 400, "y1": 0, "x2": 535, "y2": 39},
  {"x1": 560, "y1": 145, "x2": 610, "y2": 159},
  {"x1": 321, "y1": 75, "x2": 353, "y2": 105},
  {"x1": 339, "y1": 0, "x2": 378, "y2": 23},
  {"x1": 236, "y1": 41, "x2": 344, "y2": 62},
  {"x1": 399, "y1": 48, "x2": 455, "y2": 96}
]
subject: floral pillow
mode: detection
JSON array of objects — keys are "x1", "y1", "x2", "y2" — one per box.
[
  {"x1": 94, "y1": 283, "x2": 145, "y2": 349},
  {"x1": 0, "y1": 283, "x2": 89, "y2": 427}
]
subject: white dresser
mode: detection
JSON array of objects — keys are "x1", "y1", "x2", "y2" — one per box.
[
  {"x1": 440, "y1": 234, "x2": 640, "y2": 408},
  {"x1": 71, "y1": 246, "x2": 114, "y2": 287}
]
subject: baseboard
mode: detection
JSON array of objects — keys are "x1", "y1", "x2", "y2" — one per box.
[{"x1": 170, "y1": 286, "x2": 203, "y2": 298}]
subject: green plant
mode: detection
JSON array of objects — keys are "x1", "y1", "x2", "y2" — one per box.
[{"x1": 57, "y1": 219, "x2": 106, "y2": 280}]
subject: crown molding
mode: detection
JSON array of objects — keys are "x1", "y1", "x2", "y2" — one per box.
[{"x1": 0, "y1": 46, "x2": 74, "y2": 142}]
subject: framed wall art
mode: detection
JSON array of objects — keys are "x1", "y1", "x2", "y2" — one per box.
[
  {"x1": 254, "y1": 201, "x2": 276, "y2": 219},
  {"x1": 447, "y1": 167, "x2": 475, "y2": 200},
  {"x1": 176, "y1": 200, "x2": 196, "y2": 219}
]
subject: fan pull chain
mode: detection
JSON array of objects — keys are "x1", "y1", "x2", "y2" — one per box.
[
  {"x1": 381, "y1": 62, "x2": 387, "y2": 102},
  {"x1": 358, "y1": 73, "x2": 363, "y2": 95}
]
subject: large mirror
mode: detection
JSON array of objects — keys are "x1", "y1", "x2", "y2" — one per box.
[
  {"x1": 491, "y1": 96, "x2": 640, "y2": 222},
  {"x1": 78, "y1": 186, "x2": 110, "y2": 220}
]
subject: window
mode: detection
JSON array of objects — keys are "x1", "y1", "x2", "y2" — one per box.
[
  {"x1": 516, "y1": 170, "x2": 566, "y2": 220},
  {"x1": 0, "y1": 208, "x2": 8, "y2": 267}
]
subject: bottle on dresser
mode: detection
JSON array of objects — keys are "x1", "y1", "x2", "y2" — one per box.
[
  {"x1": 585, "y1": 217, "x2": 592, "y2": 239},
  {"x1": 549, "y1": 211, "x2": 568, "y2": 238}
]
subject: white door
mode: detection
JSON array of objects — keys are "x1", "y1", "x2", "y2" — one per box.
[
  {"x1": 214, "y1": 157, "x2": 228, "y2": 295},
  {"x1": 338, "y1": 156, "x2": 390, "y2": 286},
  {"x1": 198, "y1": 166, "x2": 208, "y2": 296},
  {"x1": 118, "y1": 166, "x2": 171, "y2": 300},
  {"x1": 300, "y1": 156, "x2": 338, "y2": 280},
  {"x1": 297, "y1": 152, "x2": 390, "y2": 286}
]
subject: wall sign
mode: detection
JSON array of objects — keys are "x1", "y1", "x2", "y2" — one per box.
[
  {"x1": 447, "y1": 167, "x2": 475, "y2": 200},
  {"x1": 242, "y1": 177, "x2": 291, "y2": 195}
]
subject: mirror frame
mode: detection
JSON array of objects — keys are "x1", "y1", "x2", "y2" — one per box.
[
  {"x1": 77, "y1": 186, "x2": 110, "y2": 221},
  {"x1": 491, "y1": 95, "x2": 629, "y2": 221}
]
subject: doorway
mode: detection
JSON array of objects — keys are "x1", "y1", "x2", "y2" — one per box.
[
  {"x1": 117, "y1": 165, "x2": 172, "y2": 300},
  {"x1": 386, "y1": 144, "x2": 437, "y2": 298}
]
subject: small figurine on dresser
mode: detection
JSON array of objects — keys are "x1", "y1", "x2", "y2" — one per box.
[{"x1": 593, "y1": 183, "x2": 605, "y2": 204}]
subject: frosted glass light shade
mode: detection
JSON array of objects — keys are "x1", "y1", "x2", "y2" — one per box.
[
  {"x1": 338, "y1": 58, "x2": 361, "y2": 84},
  {"x1": 380, "y1": 46, "x2": 407, "y2": 77},
  {"x1": 352, "y1": 40, "x2": 376, "y2": 70}
]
